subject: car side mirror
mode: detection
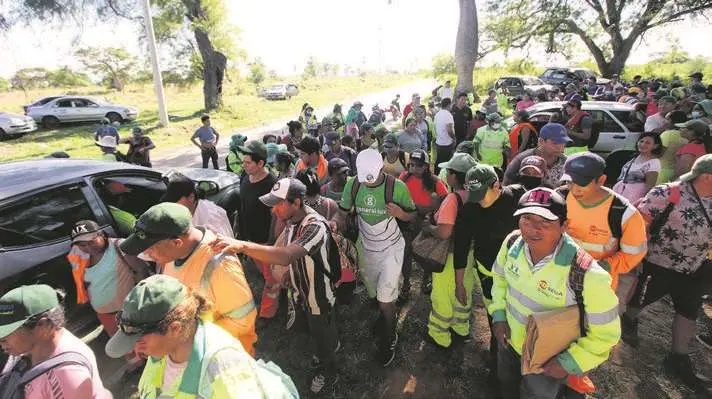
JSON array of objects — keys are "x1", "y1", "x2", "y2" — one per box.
[{"x1": 196, "y1": 181, "x2": 219, "y2": 198}]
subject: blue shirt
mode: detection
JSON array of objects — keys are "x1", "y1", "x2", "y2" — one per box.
[
  {"x1": 95, "y1": 126, "x2": 120, "y2": 142},
  {"x1": 84, "y1": 243, "x2": 119, "y2": 312},
  {"x1": 192, "y1": 126, "x2": 217, "y2": 143}
]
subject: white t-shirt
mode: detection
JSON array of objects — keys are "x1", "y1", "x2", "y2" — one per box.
[
  {"x1": 192, "y1": 199, "x2": 234, "y2": 237},
  {"x1": 434, "y1": 109, "x2": 455, "y2": 146},
  {"x1": 161, "y1": 356, "x2": 188, "y2": 395},
  {"x1": 644, "y1": 113, "x2": 666, "y2": 132},
  {"x1": 439, "y1": 87, "x2": 453, "y2": 100}
]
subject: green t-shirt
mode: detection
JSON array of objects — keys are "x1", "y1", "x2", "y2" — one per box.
[
  {"x1": 109, "y1": 205, "x2": 137, "y2": 237},
  {"x1": 340, "y1": 176, "x2": 415, "y2": 226}
]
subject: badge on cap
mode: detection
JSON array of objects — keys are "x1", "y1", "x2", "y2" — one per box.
[{"x1": 366, "y1": 174, "x2": 375, "y2": 183}]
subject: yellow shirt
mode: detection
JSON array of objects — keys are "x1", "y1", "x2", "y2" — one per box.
[{"x1": 382, "y1": 152, "x2": 409, "y2": 178}]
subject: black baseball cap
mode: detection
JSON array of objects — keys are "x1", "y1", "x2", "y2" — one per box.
[
  {"x1": 328, "y1": 158, "x2": 350, "y2": 175},
  {"x1": 409, "y1": 149, "x2": 429, "y2": 164},
  {"x1": 295, "y1": 136, "x2": 321, "y2": 154},
  {"x1": 71, "y1": 220, "x2": 103, "y2": 243},
  {"x1": 514, "y1": 187, "x2": 567, "y2": 221},
  {"x1": 562, "y1": 152, "x2": 606, "y2": 186}
]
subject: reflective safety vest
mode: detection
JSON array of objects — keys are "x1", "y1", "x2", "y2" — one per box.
[
  {"x1": 67, "y1": 246, "x2": 91, "y2": 304},
  {"x1": 138, "y1": 321, "x2": 299, "y2": 399},
  {"x1": 473, "y1": 126, "x2": 510, "y2": 167},
  {"x1": 489, "y1": 231, "x2": 621, "y2": 375}
]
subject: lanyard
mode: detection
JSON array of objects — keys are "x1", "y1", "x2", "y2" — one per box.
[{"x1": 690, "y1": 184, "x2": 712, "y2": 230}]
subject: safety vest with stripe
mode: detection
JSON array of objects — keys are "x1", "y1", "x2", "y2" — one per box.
[
  {"x1": 138, "y1": 321, "x2": 298, "y2": 399},
  {"x1": 489, "y1": 231, "x2": 621, "y2": 375}
]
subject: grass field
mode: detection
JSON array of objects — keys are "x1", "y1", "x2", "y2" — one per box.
[{"x1": 0, "y1": 73, "x2": 420, "y2": 162}]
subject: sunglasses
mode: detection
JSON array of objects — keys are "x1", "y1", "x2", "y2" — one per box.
[{"x1": 116, "y1": 311, "x2": 163, "y2": 336}]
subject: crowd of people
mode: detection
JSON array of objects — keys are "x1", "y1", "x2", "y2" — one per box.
[{"x1": 5, "y1": 71, "x2": 712, "y2": 399}]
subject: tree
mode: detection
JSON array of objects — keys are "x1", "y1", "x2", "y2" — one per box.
[
  {"x1": 46, "y1": 67, "x2": 92, "y2": 87},
  {"x1": 431, "y1": 53, "x2": 456, "y2": 79},
  {"x1": 455, "y1": 0, "x2": 479, "y2": 94},
  {"x1": 248, "y1": 58, "x2": 266, "y2": 86},
  {"x1": 75, "y1": 47, "x2": 136, "y2": 90},
  {"x1": 483, "y1": 0, "x2": 712, "y2": 77},
  {"x1": 10, "y1": 68, "x2": 50, "y2": 92},
  {"x1": 0, "y1": 77, "x2": 9, "y2": 92},
  {"x1": 1, "y1": 0, "x2": 237, "y2": 110},
  {"x1": 652, "y1": 36, "x2": 691, "y2": 64},
  {"x1": 303, "y1": 56, "x2": 319, "y2": 79}
]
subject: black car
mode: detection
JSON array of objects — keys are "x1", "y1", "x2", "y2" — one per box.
[
  {"x1": 0, "y1": 159, "x2": 240, "y2": 335},
  {"x1": 539, "y1": 67, "x2": 609, "y2": 90}
]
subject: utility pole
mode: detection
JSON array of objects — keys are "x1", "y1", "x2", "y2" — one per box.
[{"x1": 141, "y1": 0, "x2": 169, "y2": 126}]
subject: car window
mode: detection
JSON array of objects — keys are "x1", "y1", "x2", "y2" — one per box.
[
  {"x1": 543, "y1": 69, "x2": 567, "y2": 80},
  {"x1": 0, "y1": 185, "x2": 94, "y2": 248},
  {"x1": 588, "y1": 110, "x2": 624, "y2": 133},
  {"x1": 523, "y1": 77, "x2": 543, "y2": 85},
  {"x1": 56, "y1": 100, "x2": 73, "y2": 108},
  {"x1": 94, "y1": 175, "x2": 167, "y2": 220}
]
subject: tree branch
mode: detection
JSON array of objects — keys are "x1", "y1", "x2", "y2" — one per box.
[{"x1": 647, "y1": 3, "x2": 712, "y2": 29}]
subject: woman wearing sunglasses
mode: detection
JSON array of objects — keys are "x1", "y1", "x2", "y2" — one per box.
[{"x1": 106, "y1": 275, "x2": 298, "y2": 399}]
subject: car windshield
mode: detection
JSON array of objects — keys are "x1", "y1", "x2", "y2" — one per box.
[
  {"x1": 523, "y1": 77, "x2": 545, "y2": 85},
  {"x1": 542, "y1": 69, "x2": 568, "y2": 79}
]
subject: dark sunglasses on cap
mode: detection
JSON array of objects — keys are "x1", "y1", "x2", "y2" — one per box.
[
  {"x1": 116, "y1": 311, "x2": 164, "y2": 336},
  {"x1": 409, "y1": 162, "x2": 426, "y2": 168}
]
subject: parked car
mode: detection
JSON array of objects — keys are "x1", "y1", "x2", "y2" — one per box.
[
  {"x1": 27, "y1": 96, "x2": 139, "y2": 128},
  {"x1": 0, "y1": 159, "x2": 240, "y2": 335},
  {"x1": 494, "y1": 75, "x2": 557, "y2": 97},
  {"x1": 539, "y1": 67, "x2": 610, "y2": 90},
  {"x1": 262, "y1": 83, "x2": 299, "y2": 100},
  {"x1": 23, "y1": 95, "x2": 66, "y2": 115},
  {"x1": 0, "y1": 112, "x2": 37, "y2": 140},
  {"x1": 503, "y1": 101, "x2": 641, "y2": 183}
]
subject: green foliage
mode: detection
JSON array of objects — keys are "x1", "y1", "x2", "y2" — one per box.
[
  {"x1": 74, "y1": 47, "x2": 137, "y2": 89},
  {"x1": 303, "y1": 56, "x2": 319, "y2": 79},
  {"x1": 46, "y1": 67, "x2": 91, "y2": 87},
  {"x1": 248, "y1": 58, "x2": 266, "y2": 86},
  {"x1": 0, "y1": 77, "x2": 9, "y2": 92},
  {"x1": 431, "y1": 53, "x2": 456, "y2": 79},
  {"x1": 10, "y1": 68, "x2": 50, "y2": 91},
  {"x1": 622, "y1": 57, "x2": 712, "y2": 84}
]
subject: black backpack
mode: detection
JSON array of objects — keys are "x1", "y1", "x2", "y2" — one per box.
[
  {"x1": 556, "y1": 186, "x2": 628, "y2": 239},
  {"x1": 0, "y1": 352, "x2": 92, "y2": 399}
]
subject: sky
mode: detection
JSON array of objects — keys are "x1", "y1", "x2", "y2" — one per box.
[{"x1": 1, "y1": 0, "x2": 711, "y2": 79}]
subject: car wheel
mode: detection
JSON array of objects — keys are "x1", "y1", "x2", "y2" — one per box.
[
  {"x1": 0, "y1": 128, "x2": 8, "y2": 140},
  {"x1": 106, "y1": 112, "x2": 123, "y2": 124},
  {"x1": 42, "y1": 116, "x2": 61, "y2": 129}
]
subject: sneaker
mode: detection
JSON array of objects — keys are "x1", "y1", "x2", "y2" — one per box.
[
  {"x1": 380, "y1": 332, "x2": 398, "y2": 367},
  {"x1": 620, "y1": 314, "x2": 639, "y2": 348},
  {"x1": 310, "y1": 373, "x2": 338, "y2": 394},
  {"x1": 422, "y1": 278, "x2": 432, "y2": 295},
  {"x1": 696, "y1": 333, "x2": 712, "y2": 350},
  {"x1": 662, "y1": 353, "x2": 711, "y2": 389}
]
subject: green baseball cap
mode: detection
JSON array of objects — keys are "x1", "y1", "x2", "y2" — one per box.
[
  {"x1": 119, "y1": 203, "x2": 192, "y2": 256},
  {"x1": 438, "y1": 153, "x2": 477, "y2": 174},
  {"x1": 464, "y1": 164, "x2": 498, "y2": 203},
  {"x1": 105, "y1": 275, "x2": 188, "y2": 358},
  {"x1": 238, "y1": 140, "x2": 268, "y2": 160},
  {"x1": 680, "y1": 153, "x2": 712, "y2": 182},
  {"x1": 0, "y1": 285, "x2": 58, "y2": 339}
]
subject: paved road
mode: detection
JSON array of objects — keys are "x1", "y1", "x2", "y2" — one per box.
[{"x1": 152, "y1": 78, "x2": 435, "y2": 169}]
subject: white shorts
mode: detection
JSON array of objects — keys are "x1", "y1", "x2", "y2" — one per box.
[{"x1": 359, "y1": 239, "x2": 405, "y2": 303}]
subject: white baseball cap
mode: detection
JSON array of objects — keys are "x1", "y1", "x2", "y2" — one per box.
[
  {"x1": 356, "y1": 149, "x2": 383, "y2": 184},
  {"x1": 259, "y1": 178, "x2": 307, "y2": 207},
  {"x1": 95, "y1": 136, "x2": 117, "y2": 148}
]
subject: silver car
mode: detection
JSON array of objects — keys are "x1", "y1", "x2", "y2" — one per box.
[
  {"x1": 262, "y1": 83, "x2": 299, "y2": 100},
  {"x1": 27, "y1": 96, "x2": 139, "y2": 128},
  {"x1": 0, "y1": 112, "x2": 37, "y2": 139}
]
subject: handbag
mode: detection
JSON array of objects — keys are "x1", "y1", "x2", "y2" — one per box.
[{"x1": 411, "y1": 193, "x2": 463, "y2": 273}]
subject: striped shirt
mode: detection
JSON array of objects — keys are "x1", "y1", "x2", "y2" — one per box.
[{"x1": 285, "y1": 207, "x2": 335, "y2": 315}]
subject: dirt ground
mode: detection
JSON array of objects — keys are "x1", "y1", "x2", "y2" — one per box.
[{"x1": 106, "y1": 264, "x2": 712, "y2": 399}]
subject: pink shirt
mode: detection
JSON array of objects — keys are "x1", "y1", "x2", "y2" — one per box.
[
  {"x1": 2, "y1": 329, "x2": 112, "y2": 399},
  {"x1": 516, "y1": 100, "x2": 535, "y2": 111}
]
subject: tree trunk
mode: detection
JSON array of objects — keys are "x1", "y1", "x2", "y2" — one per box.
[
  {"x1": 455, "y1": 0, "x2": 478, "y2": 94},
  {"x1": 185, "y1": 0, "x2": 220, "y2": 110}
]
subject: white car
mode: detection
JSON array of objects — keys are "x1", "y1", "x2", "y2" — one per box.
[
  {"x1": 505, "y1": 101, "x2": 641, "y2": 155},
  {"x1": 27, "y1": 96, "x2": 139, "y2": 128},
  {"x1": 0, "y1": 112, "x2": 37, "y2": 140},
  {"x1": 262, "y1": 83, "x2": 299, "y2": 100}
]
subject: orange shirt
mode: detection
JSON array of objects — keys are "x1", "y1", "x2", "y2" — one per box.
[
  {"x1": 296, "y1": 154, "x2": 328, "y2": 183},
  {"x1": 162, "y1": 228, "x2": 257, "y2": 354},
  {"x1": 564, "y1": 188, "x2": 647, "y2": 289}
]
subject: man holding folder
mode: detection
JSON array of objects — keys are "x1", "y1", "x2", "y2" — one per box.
[{"x1": 488, "y1": 187, "x2": 621, "y2": 398}]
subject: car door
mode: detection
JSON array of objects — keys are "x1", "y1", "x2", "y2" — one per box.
[
  {"x1": 80, "y1": 99, "x2": 104, "y2": 121},
  {"x1": 0, "y1": 183, "x2": 115, "y2": 309},
  {"x1": 585, "y1": 109, "x2": 635, "y2": 153},
  {"x1": 53, "y1": 99, "x2": 74, "y2": 122}
]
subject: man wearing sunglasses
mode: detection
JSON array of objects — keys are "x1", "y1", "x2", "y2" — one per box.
[{"x1": 120, "y1": 202, "x2": 258, "y2": 356}]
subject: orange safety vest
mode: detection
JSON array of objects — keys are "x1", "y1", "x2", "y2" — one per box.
[{"x1": 66, "y1": 246, "x2": 90, "y2": 304}]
